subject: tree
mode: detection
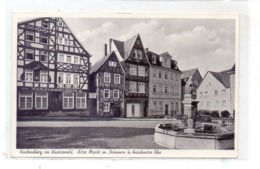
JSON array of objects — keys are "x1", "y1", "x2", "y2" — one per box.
[
  {"x1": 211, "y1": 111, "x2": 220, "y2": 118},
  {"x1": 221, "y1": 110, "x2": 230, "y2": 118}
]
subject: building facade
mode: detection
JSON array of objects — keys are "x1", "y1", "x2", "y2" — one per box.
[
  {"x1": 146, "y1": 50, "x2": 182, "y2": 117},
  {"x1": 196, "y1": 65, "x2": 235, "y2": 117},
  {"x1": 88, "y1": 51, "x2": 125, "y2": 117},
  {"x1": 17, "y1": 17, "x2": 91, "y2": 116},
  {"x1": 110, "y1": 34, "x2": 150, "y2": 118}
]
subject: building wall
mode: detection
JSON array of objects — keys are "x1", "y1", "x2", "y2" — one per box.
[
  {"x1": 148, "y1": 65, "x2": 181, "y2": 117},
  {"x1": 17, "y1": 18, "x2": 90, "y2": 116},
  {"x1": 230, "y1": 73, "x2": 235, "y2": 117},
  {"x1": 196, "y1": 73, "x2": 232, "y2": 116}
]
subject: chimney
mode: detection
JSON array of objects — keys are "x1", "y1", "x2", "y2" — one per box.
[{"x1": 104, "y1": 44, "x2": 108, "y2": 56}]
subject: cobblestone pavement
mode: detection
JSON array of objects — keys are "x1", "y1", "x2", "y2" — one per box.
[{"x1": 17, "y1": 119, "x2": 170, "y2": 149}]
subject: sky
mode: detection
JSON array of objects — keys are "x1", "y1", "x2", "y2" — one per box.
[
  {"x1": 19, "y1": 17, "x2": 236, "y2": 76},
  {"x1": 64, "y1": 17, "x2": 236, "y2": 77}
]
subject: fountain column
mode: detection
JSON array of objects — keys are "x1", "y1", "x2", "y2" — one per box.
[{"x1": 182, "y1": 94, "x2": 195, "y2": 134}]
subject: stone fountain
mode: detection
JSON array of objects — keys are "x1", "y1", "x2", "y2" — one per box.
[{"x1": 154, "y1": 76, "x2": 234, "y2": 149}]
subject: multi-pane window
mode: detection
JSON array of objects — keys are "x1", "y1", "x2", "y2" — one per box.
[
  {"x1": 40, "y1": 71, "x2": 48, "y2": 82},
  {"x1": 170, "y1": 73, "x2": 174, "y2": 80},
  {"x1": 76, "y1": 92, "x2": 86, "y2": 109},
  {"x1": 58, "y1": 72, "x2": 64, "y2": 84},
  {"x1": 104, "y1": 72, "x2": 111, "y2": 83},
  {"x1": 25, "y1": 49, "x2": 34, "y2": 60},
  {"x1": 104, "y1": 103, "x2": 110, "y2": 112},
  {"x1": 129, "y1": 64, "x2": 137, "y2": 75},
  {"x1": 67, "y1": 55, "x2": 72, "y2": 63},
  {"x1": 19, "y1": 92, "x2": 33, "y2": 109},
  {"x1": 114, "y1": 74, "x2": 120, "y2": 84},
  {"x1": 109, "y1": 61, "x2": 117, "y2": 67},
  {"x1": 158, "y1": 84, "x2": 163, "y2": 93},
  {"x1": 57, "y1": 37, "x2": 69, "y2": 45},
  {"x1": 153, "y1": 101, "x2": 157, "y2": 111},
  {"x1": 42, "y1": 20, "x2": 49, "y2": 28},
  {"x1": 165, "y1": 86, "x2": 168, "y2": 93},
  {"x1": 58, "y1": 37, "x2": 63, "y2": 45},
  {"x1": 40, "y1": 51, "x2": 48, "y2": 62},
  {"x1": 138, "y1": 66, "x2": 145, "y2": 77},
  {"x1": 63, "y1": 92, "x2": 74, "y2": 109},
  {"x1": 26, "y1": 31, "x2": 34, "y2": 41},
  {"x1": 222, "y1": 100, "x2": 226, "y2": 107},
  {"x1": 64, "y1": 38, "x2": 69, "y2": 46},
  {"x1": 129, "y1": 81, "x2": 137, "y2": 93},
  {"x1": 138, "y1": 82, "x2": 145, "y2": 93},
  {"x1": 73, "y1": 74, "x2": 79, "y2": 85},
  {"x1": 158, "y1": 102, "x2": 163, "y2": 111},
  {"x1": 165, "y1": 72, "x2": 168, "y2": 79},
  {"x1": 175, "y1": 102, "x2": 179, "y2": 111},
  {"x1": 41, "y1": 34, "x2": 48, "y2": 44},
  {"x1": 171, "y1": 86, "x2": 174, "y2": 95},
  {"x1": 66, "y1": 74, "x2": 72, "y2": 84},
  {"x1": 35, "y1": 92, "x2": 48, "y2": 109},
  {"x1": 74, "y1": 56, "x2": 80, "y2": 64},
  {"x1": 207, "y1": 101, "x2": 210, "y2": 108},
  {"x1": 200, "y1": 92, "x2": 203, "y2": 97},
  {"x1": 215, "y1": 90, "x2": 218, "y2": 95},
  {"x1": 159, "y1": 71, "x2": 162, "y2": 78},
  {"x1": 175, "y1": 74, "x2": 179, "y2": 82},
  {"x1": 58, "y1": 54, "x2": 64, "y2": 62},
  {"x1": 153, "y1": 84, "x2": 156, "y2": 93},
  {"x1": 175, "y1": 86, "x2": 179, "y2": 96},
  {"x1": 205, "y1": 91, "x2": 208, "y2": 97},
  {"x1": 25, "y1": 69, "x2": 33, "y2": 82},
  {"x1": 152, "y1": 69, "x2": 157, "y2": 78},
  {"x1": 113, "y1": 90, "x2": 119, "y2": 98},
  {"x1": 57, "y1": 72, "x2": 79, "y2": 85},
  {"x1": 104, "y1": 89, "x2": 110, "y2": 98}
]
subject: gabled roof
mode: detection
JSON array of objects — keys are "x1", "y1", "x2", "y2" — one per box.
[
  {"x1": 111, "y1": 34, "x2": 139, "y2": 60},
  {"x1": 206, "y1": 65, "x2": 235, "y2": 88},
  {"x1": 89, "y1": 51, "x2": 125, "y2": 75},
  {"x1": 181, "y1": 69, "x2": 198, "y2": 79}
]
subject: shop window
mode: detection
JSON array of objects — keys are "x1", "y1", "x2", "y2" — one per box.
[
  {"x1": 35, "y1": 92, "x2": 48, "y2": 109},
  {"x1": 19, "y1": 91, "x2": 33, "y2": 109},
  {"x1": 63, "y1": 92, "x2": 74, "y2": 109},
  {"x1": 76, "y1": 92, "x2": 86, "y2": 109}
]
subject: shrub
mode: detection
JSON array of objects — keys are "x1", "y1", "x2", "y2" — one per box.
[
  {"x1": 197, "y1": 110, "x2": 211, "y2": 116},
  {"x1": 221, "y1": 110, "x2": 230, "y2": 118},
  {"x1": 211, "y1": 110, "x2": 220, "y2": 118}
]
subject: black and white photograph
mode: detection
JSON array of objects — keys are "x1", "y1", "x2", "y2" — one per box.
[{"x1": 12, "y1": 13, "x2": 239, "y2": 157}]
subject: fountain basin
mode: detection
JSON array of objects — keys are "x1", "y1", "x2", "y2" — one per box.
[{"x1": 154, "y1": 123, "x2": 234, "y2": 150}]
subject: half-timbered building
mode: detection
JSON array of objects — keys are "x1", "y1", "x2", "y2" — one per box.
[
  {"x1": 89, "y1": 50, "x2": 125, "y2": 117},
  {"x1": 17, "y1": 17, "x2": 91, "y2": 116},
  {"x1": 110, "y1": 34, "x2": 150, "y2": 118},
  {"x1": 146, "y1": 49, "x2": 182, "y2": 118}
]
